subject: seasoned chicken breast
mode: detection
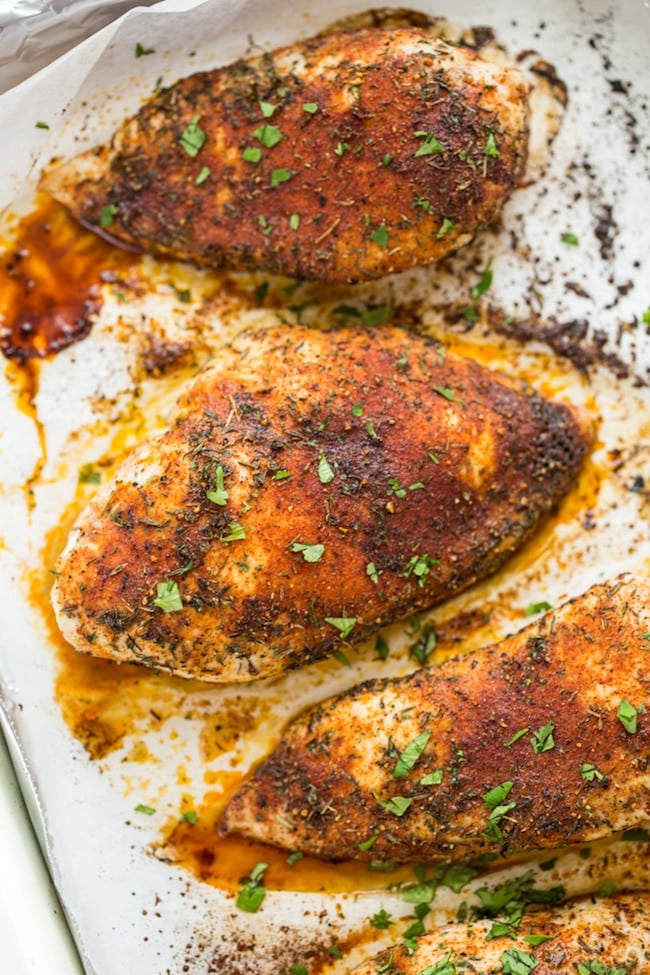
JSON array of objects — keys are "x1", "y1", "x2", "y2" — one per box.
[
  {"x1": 52, "y1": 324, "x2": 588, "y2": 683},
  {"x1": 352, "y1": 893, "x2": 650, "y2": 975},
  {"x1": 220, "y1": 575, "x2": 650, "y2": 858},
  {"x1": 41, "y1": 26, "x2": 529, "y2": 282}
]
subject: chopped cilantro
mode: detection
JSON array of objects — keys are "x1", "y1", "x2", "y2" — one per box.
[
  {"x1": 484, "y1": 782, "x2": 514, "y2": 809},
  {"x1": 206, "y1": 464, "x2": 229, "y2": 506},
  {"x1": 271, "y1": 167, "x2": 292, "y2": 186},
  {"x1": 525, "y1": 601, "x2": 553, "y2": 616},
  {"x1": 153, "y1": 580, "x2": 183, "y2": 612},
  {"x1": 371, "y1": 225, "x2": 389, "y2": 248},
  {"x1": 182, "y1": 810, "x2": 198, "y2": 824},
  {"x1": 324, "y1": 616, "x2": 356, "y2": 638},
  {"x1": 290, "y1": 541, "x2": 325, "y2": 563},
  {"x1": 580, "y1": 762, "x2": 604, "y2": 782},
  {"x1": 393, "y1": 730, "x2": 431, "y2": 777},
  {"x1": 420, "y1": 769, "x2": 443, "y2": 786},
  {"x1": 366, "y1": 561, "x2": 380, "y2": 584},
  {"x1": 441, "y1": 863, "x2": 479, "y2": 893},
  {"x1": 358, "y1": 831, "x2": 379, "y2": 852},
  {"x1": 135, "y1": 803, "x2": 156, "y2": 815},
  {"x1": 370, "y1": 908, "x2": 392, "y2": 929},
  {"x1": 179, "y1": 115, "x2": 205, "y2": 157},
  {"x1": 259, "y1": 100, "x2": 277, "y2": 118},
  {"x1": 471, "y1": 260, "x2": 493, "y2": 300},
  {"x1": 436, "y1": 217, "x2": 455, "y2": 238},
  {"x1": 35, "y1": 120, "x2": 50, "y2": 130},
  {"x1": 410, "y1": 622, "x2": 437, "y2": 665},
  {"x1": 375, "y1": 634, "x2": 390, "y2": 660},
  {"x1": 236, "y1": 861, "x2": 268, "y2": 913},
  {"x1": 617, "y1": 699, "x2": 638, "y2": 733},
  {"x1": 289, "y1": 213, "x2": 300, "y2": 230},
  {"x1": 561, "y1": 232, "x2": 580, "y2": 246},
  {"x1": 418, "y1": 953, "x2": 457, "y2": 975},
  {"x1": 484, "y1": 132, "x2": 500, "y2": 157},
  {"x1": 303, "y1": 102, "x2": 319, "y2": 114},
  {"x1": 222, "y1": 522, "x2": 246, "y2": 542},
  {"x1": 135, "y1": 42, "x2": 155, "y2": 57},
  {"x1": 361, "y1": 304, "x2": 392, "y2": 325},
  {"x1": 403, "y1": 553, "x2": 439, "y2": 587},
  {"x1": 577, "y1": 963, "x2": 628, "y2": 975},
  {"x1": 504, "y1": 727, "x2": 529, "y2": 747},
  {"x1": 500, "y1": 948, "x2": 539, "y2": 973},
  {"x1": 372, "y1": 793, "x2": 413, "y2": 816},
  {"x1": 252, "y1": 123, "x2": 282, "y2": 148},
  {"x1": 433, "y1": 385, "x2": 456, "y2": 401},
  {"x1": 100, "y1": 203, "x2": 118, "y2": 227},
  {"x1": 243, "y1": 145, "x2": 262, "y2": 163},
  {"x1": 414, "y1": 131, "x2": 445, "y2": 156},
  {"x1": 195, "y1": 166, "x2": 211, "y2": 185},
  {"x1": 530, "y1": 722, "x2": 555, "y2": 754},
  {"x1": 317, "y1": 454, "x2": 334, "y2": 484},
  {"x1": 78, "y1": 463, "x2": 101, "y2": 484}
]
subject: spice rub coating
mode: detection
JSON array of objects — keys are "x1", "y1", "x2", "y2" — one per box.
[
  {"x1": 51, "y1": 324, "x2": 588, "y2": 683},
  {"x1": 352, "y1": 894, "x2": 650, "y2": 975},
  {"x1": 41, "y1": 27, "x2": 529, "y2": 282},
  {"x1": 221, "y1": 575, "x2": 650, "y2": 858}
]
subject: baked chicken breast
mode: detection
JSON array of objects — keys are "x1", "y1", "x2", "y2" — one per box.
[
  {"x1": 220, "y1": 575, "x2": 650, "y2": 858},
  {"x1": 52, "y1": 324, "x2": 588, "y2": 683},
  {"x1": 352, "y1": 894, "x2": 650, "y2": 975},
  {"x1": 41, "y1": 26, "x2": 529, "y2": 282}
]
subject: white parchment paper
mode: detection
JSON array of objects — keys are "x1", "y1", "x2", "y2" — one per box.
[{"x1": 0, "y1": 2, "x2": 649, "y2": 974}]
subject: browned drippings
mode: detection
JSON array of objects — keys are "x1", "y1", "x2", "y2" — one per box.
[
  {"x1": 0, "y1": 194, "x2": 136, "y2": 361},
  {"x1": 160, "y1": 797, "x2": 421, "y2": 895}
]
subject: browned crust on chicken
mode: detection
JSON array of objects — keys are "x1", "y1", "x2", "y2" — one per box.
[
  {"x1": 41, "y1": 27, "x2": 529, "y2": 282},
  {"x1": 51, "y1": 324, "x2": 588, "y2": 683},
  {"x1": 220, "y1": 575, "x2": 650, "y2": 859},
  {"x1": 352, "y1": 893, "x2": 650, "y2": 974}
]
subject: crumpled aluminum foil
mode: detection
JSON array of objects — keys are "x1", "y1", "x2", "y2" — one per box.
[{"x1": 0, "y1": 0, "x2": 159, "y2": 93}]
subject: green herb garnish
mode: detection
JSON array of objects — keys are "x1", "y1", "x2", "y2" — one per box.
[
  {"x1": 530, "y1": 722, "x2": 555, "y2": 754},
  {"x1": 324, "y1": 616, "x2": 356, "y2": 638},
  {"x1": 580, "y1": 762, "x2": 604, "y2": 782},
  {"x1": 372, "y1": 793, "x2": 413, "y2": 817},
  {"x1": 471, "y1": 260, "x2": 493, "y2": 300},
  {"x1": 484, "y1": 132, "x2": 500, "y2": 157},
  {"x1": 271, "y1": 167, "x2": 292, "y2": 186},
  {"x1": 393, "y1": 730, "x2": 431, "y2": 777},
  {"x1": 100, "y1": 204, "x2": 118, "y2": 227},
  {"x1": 317, "y1": 454, "x2": 334, "y2": 484},
  {"x1": 243, "y1": 146, "x2": 262, "y2": 163},
  {"x1": 414, "y1": 131, "x2": 445, "y2": 156},
  {"x1": 179, "y1": 115, "x2": 205, "y2": 157},
  {"x1": 617, "y1": 699, "x2": 638, "y2": 733},
  {"x1": 290, "y1": 542, "x2": 325, "y2": 563},
  {"x1": 236, "y1": 861, "x2": 268, "y2": 913},
  {"x1": 206, "y1": 465, "x2": 229, "y2": 506},
  {"x1": 153, "y1": 580, "x2": 183, "y2": 612},
  {"x1": 252, "y1": 123, "x2": 282, "y2": 148}
]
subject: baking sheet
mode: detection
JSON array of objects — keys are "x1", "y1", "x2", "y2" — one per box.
[{"x1": 0, "y1": 1, "x2": 649, "y2": 973}]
